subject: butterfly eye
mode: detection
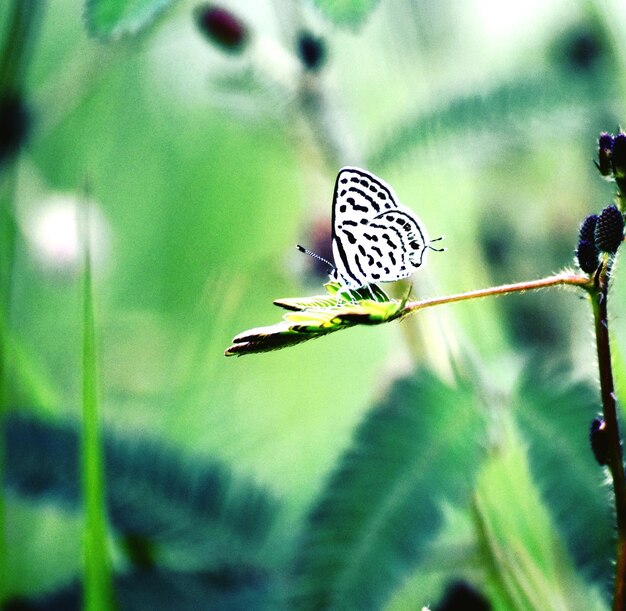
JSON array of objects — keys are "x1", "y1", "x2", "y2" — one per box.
[{"x1": 409, "y1": 240, "x2": 421, "y2": 249}]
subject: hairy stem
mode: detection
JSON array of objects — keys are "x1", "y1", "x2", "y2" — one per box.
[
  {"x1": 591, "y1": 274, "x2": 626, "y2": 611},
  {"x1": 404, "y1": 272, "x2": 591, "y2": 314}
]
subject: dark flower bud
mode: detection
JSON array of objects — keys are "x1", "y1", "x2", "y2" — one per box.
[
  {"x1": 297, "y1": 31, "x2": 326, "y2": 71},
  {"x1": 595, "y1": 204, "x2": 624, "y2": 253},
  {"x1": 612, "y1": 133, "x2": 626, "y2": 179},
  {"x1": 597, "y1": 132, "x2": 613, "y2": 177},
  {"x1": 435, "y1": 581, "x2": 491, "y2": 611},
  {"x1": 194, "y1": 4, "x2": 248, "y2": 52},
  {"x1": 576, "y1": 214, "x2": 600, "y2": 273},
  {"x1": 579, "y1": 213, "x2": 598, "y2": 243},
  {"x1": 576, "y1": 239, "x2": 600, "y2": 274},
  {"x1": 590, "y1": 417, "x2": 609, "y2": 466},
  {"x1": 0, "y1": 91, "x2": 31, "y2": 165}
]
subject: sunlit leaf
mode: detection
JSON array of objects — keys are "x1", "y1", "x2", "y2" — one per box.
[
  {"x1": 289, "y1": 369, "x2": 486, "y2": 609},
  {"x1": 312, "y1": 0, "x2": 381, "y2": 29},
  {"x1": 512, "y1": 363, "x2": 613, "y2": 586},
  {"x1": 85, "y1": 0, "x2": 178, "y2": 39},
  {"x1": 473, "y1": 423, "x2": 607, "y2": 610}
]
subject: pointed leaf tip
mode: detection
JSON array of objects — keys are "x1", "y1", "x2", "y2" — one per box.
[{"x1": 225, "y1": 290, "x2": 406, "y2": 356}]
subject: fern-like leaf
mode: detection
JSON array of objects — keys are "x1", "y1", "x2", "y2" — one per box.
[
  {"x1": 367, "y1": 74, "x2": 601, "y2": 169},
  {"x1": 5, "y1": 412, "x2": 279, "y2": 568},
  {"x1": 512, "y1": 362, "x2": 613, "y2": 587},
  {"x1": 289, "y1": 369, "x2": 486, "y2": 610}
]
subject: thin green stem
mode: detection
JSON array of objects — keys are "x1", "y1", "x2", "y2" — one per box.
[
  {"x1": 81, "y1": 204, "x2": 114, "y2": 611},
  {"x1": 590, "y1": 269, "x2": 626, "y2": 611},
  {"x1": 404, "y1": 272, "x2": 591, "y2": 314}
]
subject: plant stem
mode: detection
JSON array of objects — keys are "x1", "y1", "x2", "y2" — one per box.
[
  {"x1": 80, "y1": 203, "x2": 114, "y2": 611},
  {"x1": 404, "y1": 272, "x2": 591, "y2": 314},
  {"x1": 590, "y1": 271, "x2": 626, "y2": 611}
]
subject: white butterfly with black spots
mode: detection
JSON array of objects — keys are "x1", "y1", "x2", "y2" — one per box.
[{"x1": 299, "y1": 167, "x2": 442, "y2": 294}]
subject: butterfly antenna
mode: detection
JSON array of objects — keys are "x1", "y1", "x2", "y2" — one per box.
[
  {"x1": 428, "y1": 236, "x2": 446, "y2": 252},
  {"x1": 296, "y1": 244, "x2": 336, "y2": 273}
]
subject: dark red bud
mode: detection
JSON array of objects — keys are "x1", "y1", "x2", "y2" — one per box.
[{"x1": 195, "y1": 4, "x2": 248, "y2": 52}]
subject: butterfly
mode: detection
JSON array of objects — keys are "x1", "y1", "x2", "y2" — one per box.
[{"x1": 299, "y1": 167, "x2": 443, "y2": 295}]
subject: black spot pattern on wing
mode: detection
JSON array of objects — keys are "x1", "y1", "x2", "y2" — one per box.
[{"x1": 331, "y1": 167, "x2": 429, "y2": 288}]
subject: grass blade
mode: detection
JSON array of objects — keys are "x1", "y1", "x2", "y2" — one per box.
[{"x1": 80, "y1": 202, "x2": 114, "y2": 611}]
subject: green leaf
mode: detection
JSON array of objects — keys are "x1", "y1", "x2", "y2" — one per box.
[
  {"x1": 512, "y1": 362, "x2": 613, "y2": 587},
  {"x1": 85, "y1": 0, "x2": 177, "y2": 39},
  {"x1": 312, "y1": 0, "x2": 381, "y2": 30},
  {"x1": 472, "y1": 423, "x2": 607, "y2": 611},
  {"x1": 289, "y1": 369, "x2": 486, "y2": 609},
  {"x1": 6, "y1": 413, "x2": 280, "y2": 570},
  {"x1": 225, "y1": 283, "x2": 405, "y2": 356},
  {"x1": 383, "y1": 504, "x2": 484, "y2": 609},
  {"x1": 367, "y1": 75, "x2": 601, "y2": 169}
]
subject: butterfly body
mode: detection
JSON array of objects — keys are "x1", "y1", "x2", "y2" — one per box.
[{"x1": 331, "y1": 167, "x2": 430, "y2": 290}]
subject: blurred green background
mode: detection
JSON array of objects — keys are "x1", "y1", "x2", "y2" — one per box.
[{"x1": 3, "y1": 0, "x2": 626, "y2": 608}]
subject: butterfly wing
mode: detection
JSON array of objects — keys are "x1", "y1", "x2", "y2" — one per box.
[{"x1": 331, "y1": 167, "x2": 428, "y2": 288}]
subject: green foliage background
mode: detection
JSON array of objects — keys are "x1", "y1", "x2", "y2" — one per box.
[{"x1": 3, "y1": 0, "x2": 626, "y2": 608}]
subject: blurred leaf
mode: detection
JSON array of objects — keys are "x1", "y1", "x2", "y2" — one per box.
[
  {"x1": 24, "y1": 568, "x2": 275, "y2": 611},
  {"x1": 473, "y1": 423, "x2": 607, "y2": 610},
  {"x1": 5, "y1": 413, "x2": 280, "y2": 570},
  {"x1": 512, "y1": 362, "x2": 613, "y2": 587},
  {"x1": 311, "y1": 0, "x2": 380, "y2": 29},
  {"x1": 289, "y1": 368, "x2": 486, "y2": 610},
  {"x1": 367, "y1": 75, "x2": 601, "y2": 169},
  {"x1": 85, "y1": 0, "x2": 177, "y2": 39},
  {"x1": 383, "y1": 504, "x2": 482, "y2": 610}
]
